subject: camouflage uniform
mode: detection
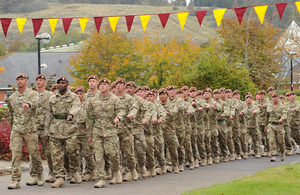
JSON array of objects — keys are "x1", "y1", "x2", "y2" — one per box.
[
  {"x1": 45, "y1": 88, "x2": 81, "y2": 179},
  {"x1": 282, "y1": 102, "x2": 293, "y2": 152},
  {"x1": 195, "y1": 98, "x2": 207, "y2": 163},
  {"x1": 238, "y1": 100, "x2": 248, "y2": 156},
  {"x1": 225, "y1": 98, "x2": 236, "y2": 157},
  {"x1": 287, "y1": 100, "x2": 300, "y2": 145},
  {"x1": 232, "y1": 99, "x2": 242, "y2": 158},
  {"x1": 256, "y1": 98, "x2": 270, "y2": 154},
  {"x1": 8, "y1": 88, "x2": 43, "y2": 182}
]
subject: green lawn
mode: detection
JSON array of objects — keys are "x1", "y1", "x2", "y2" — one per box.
[{"x1": 182, "y1": 163, "x2": 300, "y2": 195}]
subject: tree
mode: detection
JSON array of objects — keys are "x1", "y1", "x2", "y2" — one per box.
[
  {"x1": 8, "y1": 40, "x2": 25, "y2": 53},
  {"x1": 0, "y1": 67, "x2": 4, "y2": 82}
]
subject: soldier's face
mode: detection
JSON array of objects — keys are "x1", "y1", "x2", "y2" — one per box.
[
  {"x1": 213, "y1": 92, "x2": 220, "y2": 99},
  {"x1": 226, "y1": 92, "x2": 232, "y2": 98},
  {"x1": 116, "y1": 82, "x2": 125, "y2": 92},
  {"x1": 89, "y1": 79, "x2": 98, "y2": 89},
  {"x1": 260, "y1": 94, "x2": 265, "y2": 100},
  {"x1": 146, "y1": 95, "x2": 154, "y2": 102},
  {"x1": 272, "y1": 96, "x2": 279, "y2": 104},
  {"x1": 136, "y1": 90, "x2": 144, "y2": 98},
  {"x1": 159, "y1": 93, "x2": 168, "y2": 101},
  {"x1": 190, "y1": 91, "x2": 197, "y2": 98},
  {"x1": 111, "y1": 87, "x2": 116, "y2": 94},
  {"x1": 76, "y1": 91, "x2": 85, "y2": 101},
  {"x1": 256, "y1": 94, "x2": 260, "y2": 100},
  {"x1": 99, "y1": 82, "x2": 110, "y2": 92},
  {"x1": 125, "y1": 86, "x2": 134, "y2": 95},
  {"x1": 17, "y1": 78, "x2": 27, "y2": 88},
  {"x1": 246, "y1": 97, "x2": 252, "y2": 104},
  {"x1": 290, "y1": 94, "x2": 296, "y2": 101},
  {"x1": 36, "y1": 78, "x2": 46, "y2": 88},
  {"x1": 220, "y1": 92, "x2": 226, "y2": 99},
  {"x1": 177, "y1": 92, "x2": 183, "y2": 98},
  {"x1": 58, "y1": 81, "x2": 68, "y2": 91},
  {"x1": 204, "y1": 92, "x2": 211, "y2": 99},
  {"x1": 168, "y1": 89, "x2": 176, "y2": 97}
]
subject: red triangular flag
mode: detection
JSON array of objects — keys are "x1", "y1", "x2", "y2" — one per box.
[
  {"x1": 158, "y1": 13, "x2": 170, "y2": 28},
  {"x1": 1, "y1": 18, "x2": 12, "y2": 37},
  {"x1": 94, "y1": 17, "x2": 103, "y2": 33},
  {"x1": 125, "y1": 15, "x2": 135, "y2": 32},
  {"x1": 195, "y1": 11, "x2": 207, "y2": 27},
  {"x1": 276, "y1": 3, "x2": 287, "y2": 19},
  {"x1": 234, "y1": 7, "x2": 247, "y2": 25},
  {"x1": 32, "y1": 18, "x2": 43, "y2": 36},
  {"x1": 62, "y1": 18, "x2": 73, "y2": 35}
]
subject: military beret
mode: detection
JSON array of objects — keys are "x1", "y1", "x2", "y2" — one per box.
[
  {"x1": 189, "y1": 87, "x2": 197, "y2": 92},
  {"x1": 196, "y1": 90, "x2": 203, "y2": 95},
  {"x1": 233, "y1": 90, "x2": 240, "y2": 95},
  {"x1": 111, "y1": 81, "x2": 117, "y2": 88},
  {"x1": 152, "y1": 89, "x2": 158, "y2": 94},
  {"x1": 290, "y1": 91, "x2": 296, "y2": 95},
  {"x1": 115, "y1": 78, "x2": 126, "y2": 85},
  {"x1": 16, "y1": 73, "x2": 28, "y2": 80},
  {"x1": 245, "y1": 92, "x2": 251, "y2": 96},
  {"x1": 158, "y1": 88, "x2": 168, "y2": 95},
  {"x1": 125, "y1": 81, "x2": 136, "y2": 88},
  {"x1": 51, "y1": 84, "x2": 59, "y2": 91},
  {"x1": 167, "y1": 85, "x2": 177, "y2": 90},
  {"x1": 36, "y1": 74, "x2": 46, "y2": 80},
  {"x1": 99, "y1": 78, "x2": 111, "y2": 84},
  {"x1": 213, "y1": 89, "x2": 220, "y2": 94},
  {"x1": 267, "y1": 86, "x2": 275, "y2": 92},
  {"x1": 135, "y1": 86, "x2": 144, "y2": 93},
  {"x1": 57, "y1": 76, "x2": 69, "y2": 83},
  {"x1": 145, "y1": 91, "x2": 155, "y2": 96},
  {"x1": 203, "y1": 88, "x2": 212, "y2": 93},
  {"x1": 255, "y1": 92, "x2": 260, "y2": 96},
  {"x1": 144, "y1": 86, "x2": 151, "y2": 91},
  {"x1": 272, "y1": 93, "x2": 279, "y2": 98},
  {"x1": 176, "y1": 89, "x2": 183, "y2": 94},
  {"x1": 181, "y1": 86, "x2": 189, "y2": 91},
  {"x1": 245, "y1": 95, "x2": 252, "y2": 99},
  {"x1": 279, "y1": 94, "x2": 285, "y2": 99},
  {"x1": 74, "y1": 85, "x2": 85, "y2": 93},
  {"x1": 220, "y1": 88, "x2": 226, "y2": 92},
  {"x1": 225, "y1": 89, "x2": 232, "y2": 93},
  {"x1": 285, "y1": 92, "x2": 290, "y2": 96},
  {"x1": 87, "y1": 75, "x2": 98, "y2": 81},
  {"x1": 259, "y1": 90, "x2": 266, "y2": 95}
]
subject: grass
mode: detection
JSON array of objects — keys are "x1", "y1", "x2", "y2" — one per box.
[{"x1": 182, "y1": 163, "x2": 300, "y2": 195}]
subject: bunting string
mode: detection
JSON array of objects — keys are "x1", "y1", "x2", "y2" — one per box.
[{"x1": 0, "y1": 1, "x2": 299, "y2": 36}]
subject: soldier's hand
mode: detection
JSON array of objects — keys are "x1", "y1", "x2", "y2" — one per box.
[
  {"x1": 212, "y1": 105, "x2": 217, "y2": 110},
  {"x1": 167, "y1": 112, "x2": 171, "y2": 116},
  {"x1": 291, "y1": 109, "x2": 295, "y2": 112},
  {"x1": 158, "y1": 119, "x2": 163, "y2": 124},
  {"x1": 142, "y1": 120, "x2": 147, "y2": 125},
  {"x1": 114, "y1": 118, "x2": 120, "y2": 125},
  {"x1": 152, "y1": 118, "x2": 157, "y2": 124},
  {"x1": 264, "y1": 128, "x2": 268, "y2": 133},
  {"x1": 206, "y1": 105, "x2": 210, "y2": 110},
  {"x1": 128, "y1": 114, "x2": 133, "y2": 120},
  {"x1": 22, "y1": 103, "x2": 30, "y2": 110},
  {"x1": 88, "y1": 137, "x2": 93, "y2": 144},
  {"x1": 186, "y1": 110, "x2": 191, "y2": 115},
  {"x1": 279, "y1": 119, "x2": 283, "y2": 123},
  {"x1": 229, "y1": 115, "x2": 234, "y2": 120},
  {"x1": 239, "y1": 112, "x2": 243, "y2": 116},
  {"x1": 192, "y1": 102, "x2": 196, "y2": 107},
  {"x1": 198, "y1": 107, "x2": 203, "y2": 112},
  {"x1": 67, "y1": 115, "x2": 73, "y2": 121},
  {"x1": 252, "y1": 111, "x2": 257, "y2": 115},
  {"x1": 221, "y1": 114, "x2": 225, "y2": 118},
  {"x1": 259, "y1": 104, "x2": 263, "y2": 108}
]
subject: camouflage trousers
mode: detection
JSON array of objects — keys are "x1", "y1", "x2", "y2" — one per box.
[
  {"x1": 176, "y1": 130, "x2": 186, "y2": 165},
  {"x1": 191, "y1": 126, "x2": 199, "y2": 160},
  {"x1": 93, "y1": 135, "x2": 120, "y2": 180},
  {"x1": 232, "y1": 123, "x2": 242, "y2": 156},
  {"x1": 77, "y1": 135, "x2": 96, "y2": 175},
  {"x1": 197, "y1": 127, "x2": 206, "y2": 160},
  {"x1": 226, "y1": 120, "x2": 235, "y2": 155},
  {"x1": 217, "y1": 120, "x2": 228, "y2": 158},
  {"x1": 211, "y1": 127, "x2": 220, "y2": 158},
  {"x1": 267, "y1": 124, "x2": 285, "y2": 156},
  {"x1": 239, "y1": 125, "x2": 248, "y2": 154},
  {"x1": 258, "y1": 125, "x2": 269, "y2": 152},
  {"x1": 245, "y1": 127, "x2": 260, "y2": 155},
  {"x1": 290, "y1": 125, "x2": 300, "y2": 145},
  {"x1": 133, "y1": 133, "x2": 147, "y2": 168},
  {"x1": 10, "y1": 131, "x2": 43, "y2": 181},
  {"x1": 204, "y1": 129, "x2": 212, "y2": 158},
  {"x1": 163, "y1": 133, "x2": 179, "y2": 167},
  {"x1": 118, "y1": 132, "x2": 136, "y2": 170},
  {"x1": 184, "y1": 132, "x2": 194, "y2": 164},
  {"x1": 144, "y1": 132, "x2": 155, "y2": 169},
  {"x1": 284, "y1": 125, "x2": 293, "y2": 150},
  {"x1": 50, "y1": 136, "x2": 80, "y2": 178},
  {"x1": 153, "y1": 134, "x2": 165, "y2": 167}
]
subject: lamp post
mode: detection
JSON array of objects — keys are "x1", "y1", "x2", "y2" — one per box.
[
  {"x1": 35, "y1": 33, "x2": 51, "y2": 74},
  {"x1": 290, "y1": 52, "x2": 296, "y2": 91}
]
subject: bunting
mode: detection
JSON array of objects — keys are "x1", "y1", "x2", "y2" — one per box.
[
  {"x1": 296, "y1": 2, "x2": 300, "y2": 14},
  {"x1": 109, "y1": 16, "x2": 119, "y2": 33},
  {"x1": 62, "y1": 18, "x2": 73, "y2": 35},
  {"x1": 32, "y1": 18, "x2": 43, "y2": 36},
  {"x1": 234, "y1": 7, "x2": 247, "y2": 25},
  {"x1": 213, "y1": 9, "x2": 227, "y2": 27},
  {"x1": 177, "y1": 12, "x2": 189, "y2": 31},
  {"x1": 276, "y1": 3, "x2": 287, "y2": 19},
  {"x1": 94, "y1": 17, "x2": 103, "y2": 33},
  {"x1": 48, "y1": 18, "x2": 58, "y2": 34},
  {"x1": 195, "y1": 11, "x2": 207, "y2": 27},
  {"x1": 254, "y1": 5, "x2": 268, "y2": 24},
  {"x1": 1, "y1": 18, "x2": 12, "y2": 37},
  {"x1": 125, "y1": 15, "x2": 135, "y2": 32},
  {"x1": 140, "y1": 15, "x2": 151, "y2": 31},
  {"x1": 79, "y1": 18, "x2": 89, "y2": 33},
  {"x1": 158, "y1": 13, "x2": 170, "y2": 29},
  {"x1": 16, "y1": 18, "x2": 27, "y2": 34}
]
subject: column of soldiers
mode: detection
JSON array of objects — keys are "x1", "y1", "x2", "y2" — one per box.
[{"x1": 7, "y1": 73, "x2": 300, "y2": 190}]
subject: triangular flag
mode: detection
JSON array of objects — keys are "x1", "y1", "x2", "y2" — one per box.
[
  {"x1": 296, "y1": 2, "x2": 300, "y2": 14},
  {"x1": 158, "y1": 13, "x2": 170, "y2": 28},
  {"x1": 234, "y1": 7, "x2": 247, "y2": 25},
  {"x1": 125, "y1": 15, "x2": 135, "y2": 32},
  {"x1": 1, "y1": 18, "x2": 12, "y2": 37},
  {"x1": 276, "y1": 3, "x2": 287, "y2": 19},
  {"x1": 195, "y1": 11, "x2": 207, "y2": 27},
  {"x1": 254, "y1": 5, "x2": 268, "y2": 24},
  {"x1": 140, "y1": 15, "x2": 151, "y2": 32},
  {"x1": 94, "y1": 17, "x2": 103, "y2": 33},
  {"x1": 32, "y1": 18, "x2": 43, "y2": 36},
  {"x1": 79, "y1": 18, "x2": 89, "y2": 33},
  {"x1": 213, "y1": 9, "x2": 227, "y2": 27},
  {"x1": 62, "y1": 18, "x2": 73, "y2": 35},
  {"x1": 108, "y1": 16, "x2": 120, "y2": 33},
  {"x1": 48, "y1": 18, "x2": 58, "y2": 34},
  {"x1": 16, "y1": 18, "x2": 27, "y2": 34},
  {"x1": 177, "y1": 12, "x2": 189, "y2": 31}
]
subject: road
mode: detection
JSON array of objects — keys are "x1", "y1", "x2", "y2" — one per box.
[{"x1": 1, "y1": 153, "x2": 299, "y2": 195}]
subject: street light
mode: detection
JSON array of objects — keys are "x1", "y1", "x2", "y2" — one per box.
[
  {"x1": 290, "y1": 51, "x2": 297, "y2": 91},
  {"x1": 35, "y1": 33, "x2": 51, "y2": 74}
]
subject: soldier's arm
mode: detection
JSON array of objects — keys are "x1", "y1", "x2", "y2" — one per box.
[
  {"x1": 223, "y1": 102, "x2": 231, "y2": 117},
  {"x1": 7, "y1": 98, "x2": 14, "y2": 127},
  {"x1": 280, "y1": 107, "x2": 287, "y2": 122},
  {"x1": 27, "y1": 91, "x2": 39, "y2": 110},
  {"x1": 141, "y1": 100, "x2": 151, "y2": 123},
  {"x1": 128, "y1": 97, "x2": 138, "y2": 119},
  {"x1": 158, "y1": 104, "x2": 167, "y2": 122},
  {"x1": 187, "y1": 101, "x2": 195, "y2": 115},
  {"x1": 44, "y1": 97, "x2": 54, "y2": 136},
  {"x1": 169, "y1": 104, "x2": 179, "y2": 116},
  {"x1": 69, "y1": 95, "x2": 81, "y2": 118},
  {"x1": 115, "y1": 98, "x2": 126, "y2": 122},
  {"x1": 86, "y1": 100, "x2": 95, "y2": 130},
  {"x1": 149, "y1": 103, "x2": 158, "y2": 121}
]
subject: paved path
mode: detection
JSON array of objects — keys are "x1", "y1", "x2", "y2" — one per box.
[{"x1": 1, "y1": 153, "x2": 299, "y2": 195}]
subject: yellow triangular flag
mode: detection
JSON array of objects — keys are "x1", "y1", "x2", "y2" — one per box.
[
  {"x1": 254, "y1": 5, "x2": 268, "y2": 24},
  {"x1": 79, "y1": 18, "x2": 89, "y2": 33},
  {"x1": 16, "y1": 18, "x2": 27, "y2": 34},
  {"x1": 108, "y1": 16, "x2": 120, "y2": 33},
  {"x1": 140, "y1": 15, "x2": 151, "y2": 32},
  {"x1": 48, "y1": 18, "x2": 58, "y2": 34},
  {"x1": 295, "y1": 2, "x2": 300, "y2": 14},
  {"x1": 177, "y1": 12, "x2": 189, "y2": 31},
  {"x1": 213, "y1": 9, "x2": 227, "y2": 27}
]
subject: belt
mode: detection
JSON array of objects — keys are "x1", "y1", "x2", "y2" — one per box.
[
  {"x1": 217, "y1": 119, "x2": 225, "y2": 122},
  {"x1": 54, "y1": 115, "x2": 67, "y2": 120},
  {"x1": 271, "y1": 122, "x2": 280, "y2": 125}
]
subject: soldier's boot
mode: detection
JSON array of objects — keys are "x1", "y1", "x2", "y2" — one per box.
[
  {"x1": 131, "y1": 169, "x2": 138, "y2": 181},
  {"x1": 292, "y1": 141, "x2": 298, "y2": 151},
  {"x1": 109, "y1": 175, "x2": 116, "y2": 185},
  {"x1": 194, "y1": 159, "x2": 199, "y2": 168},
  {"x1": 242, "y1": 153, "x2": 248, "y2": 159},
  {"x1": 166, "y1": 165, "x2": 173, "y2": 173},
  {"x1": 45, "y1": 175, "x2": 56, "y2": 183},
  {"x1": 270, "y1": 156, "x2": 276, "y2": 162},
  {"x1": 106, "y1": 169, "x2": 112, "y2": 180},
  {"x1": 65, "y1": 172, "x2": 72, "y2": 181},
  {"x1": 236, "y1": 155, "x2": 242, "y2": 160},
  {"x1": 173, "y1": 166, "x2": 179, "y2": 174},
  {"x1": 201, "y1": 159, "x2": 206, "y2": 166},
  {"x1": 286, "y1": 149, "x2": 293, "y2": 156},
  {"x1": 123, "y1": 172, "x2": 132, "y2": 182},
  {"x1": 189, "y1": 162, "x2": 194, "y2": 170},
  {"x1": 37, "y1": 174, "x2": 44, "y2": 186},
  {"x1": 207, "y1": 157, "x2": 213, "y2": 165},
  {"x1": 255, "y1": 153, "x2": 261, "y2": 159},
  {"x1": 82, "y1": 174, "x2": 92, "y2": 182},
  {"x1": 8, "y1": 181, "x2": 20, "y2": 190},
  {"x1": 214, "y1": 156, "x2": 220, "y2": 164},
  {"x1": 296, "y1": 151, "x2": 300, "y2": 155},
  {"x1": 26, "y1": 177, "x2": 38, "y2": 186},
  {"x1": 94, "y1": 180, "x2": 106, "y2": 188},
  {"x1": 262, "y1": 151, "x2": 268, "y2": 157},
  {"x1": 281, "y1": 153, "x2": 285, "y2": 161},
  {"x1": 141, "y1": 166, "x2": 148, "y2": 178},
  {"x1": 51, "y1": 178, "x2": 65, "y2": 188},
  {"x1": 178, "y1": 164, "x2": 184, "y2": 172},
  {"x1": 223, "y1": 156, "x2": 228, "y2": 162},
  {"x1": 73, "y1": 172, "x2": 82, "y2": 184},
  {"x1": 161, "y1": 165, "x2": 167, "y2": 174},
  {"x1": 185, "y1": 162, "x2": 189, "y2": 167},
  {"x1": 249, "y1": 150, "x2": 255, "y2": 156},
  {"x1": 150, "y1": 167, "x2": 156, "y2": 177},
  {"x1": 156, "y1": 167, "x2": 162, "y2": 175},
  {"x1": 91, "y1": 170, "x2": 98, "y2": 181},
  {"x1": 115, "y1": 170, "x2": 122, "y2": 184}
]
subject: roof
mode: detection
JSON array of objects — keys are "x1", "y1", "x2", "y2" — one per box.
[{"x1": 0, "y1": 52, "x2": 76, "y2": 88}]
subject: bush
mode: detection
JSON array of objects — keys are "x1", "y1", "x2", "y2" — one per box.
[
  {"x1": 279, "y1": 90, "x2": 300, "y2": 96},
  {"x1": 8, "y1": 40, "x2": 26, "y2": 53}
]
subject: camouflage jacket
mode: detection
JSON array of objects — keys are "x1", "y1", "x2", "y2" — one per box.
[
  {"x1": 241, "y1": 104, "x2": 260, "y2": 129},
  {"x1": 203, "y1": 99, "x2": 221, "y2": 128},
  {"x1": 152, "y1": 100, "x2": 166, "y2": 137},
  {"x1": 266, "y1": 103, "x2": 287, "y2": 124},
  {"x1": 215, "y1": 99, "x2": 230, "y2": 121},
  {"x1": 195, "y1": 98, "x2": 206, "y2": 128},
  {"x1": 143, "y1": 100, "x2": 157, "y2": 135},
  {"x1": 182, "y1": 98, "x2": 195, "y2": 133},
  {"x1": 36, "y1": 90, "x2": 52, "y2": 130},
  {"x1": 132, "y1": 95, "x2": 151, "y2": 135},
  {"x1": 161, "y1": 99, "x2": 179, "y2": 135},
  {"x1": 168, "y1": 96, "x2": 188, "y2": 132},
  {"x1": 255, "y1": 98, "x2": 269, "y2": 126},
  {"x1": 76, "y1": 103, "x2": 89, "y2": 136},
  {"x1": 185, "y1": 97, "x2": 197, "y2": 129},
  {"x1": 286, "y1": 100, "x2": 300, "y2": 126},
  {"x1": 45, "y1": 88, "x2": 81, "y2": 139},
  {"x1": 7, "y1": 88, "x2": 38, "y2": 133}
]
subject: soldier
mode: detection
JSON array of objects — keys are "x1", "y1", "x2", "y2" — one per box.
[
  {"x1": 114, "y1": 78, "x2": 139, "y2": 181},
  {"x1": 87, "y1": 78, "x2": 125, "y2": 188},
  {"x1": 267, "y1": 86, "x2": 275, "y2": 102},
  {"x1": 51, "y1": 84, "x2": 59, "y2": 94},
  {"x1": 7, "y1": 73, "x2": 44, "y2": 189},
  {"x1": 111, "y1": 81, "x2": 117, "y2": 94},
  {"x1": 257, "y1": 90, "x2": 269, "y2": 157},
  {"x1": 240, "y1": 94, "x2": 261, "y2": 159},
  {"x1": 232, "y1": 90, "x2": 243, "y2": 160},
  {"x1": 45, "y1": 76, "x2": 82, "y2": 188},
  {"x1": 266, "y1": 93, "x2": 287, "y2": 162},
  {"x1": 159, "y1": 88, "x2": 180, "y2": 173}
]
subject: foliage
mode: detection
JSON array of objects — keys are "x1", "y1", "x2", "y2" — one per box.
[
  {"x1": 0, "y1": 42, "x2": 6, "y2": 56},
  {"x1": 0, "y1": 67, "x2": 4, "y2": 82},
  {"x1": 0, "y1": 0, "x2": 48, "y2": 13},
  {"x1": 0, "y1": 107, "x2": 9, "y2": 121},
  {"x1": 57, "y1": 0, "x2": 169, "y2": 6},
  {"x1": 8, "y1": 40, "x2": 26, "y2": 53},
  {"x1": 279, "y1": 90, "x2": 300, "y2": 96}
]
